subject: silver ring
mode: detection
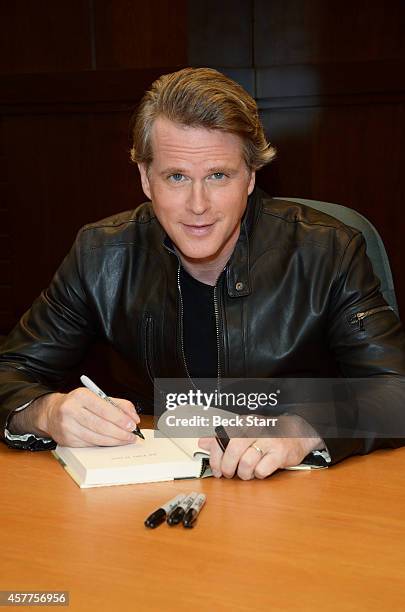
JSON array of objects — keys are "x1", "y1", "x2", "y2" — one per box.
[{"x1": 250, "y1": 443, "x2": 264, "y2": 457}]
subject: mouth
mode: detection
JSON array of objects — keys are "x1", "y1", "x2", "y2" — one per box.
[{"x1": 181, "y1": 222, "x2": 215, "y2": 236}]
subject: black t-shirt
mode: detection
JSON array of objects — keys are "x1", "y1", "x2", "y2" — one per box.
[{"x1": 180, "y1": 266, "x2": 217, "y2": 379}]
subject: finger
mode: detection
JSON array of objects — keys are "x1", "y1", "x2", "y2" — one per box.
[
  {"x1": 255, "y1": 438, "x2": 308, "y2": 469},
  {"x1": 253, "y1": 451, "x2": 281, "y2": 479},
  {"x1": 198, "y1": 437, "x2": 224, "y2": 477},
  {"x1": 198, "y1": 437, "x2": 214, "y2": 450},
  {"x1": 59, "y1": 421, "x2": 138, "y2": 447},
  {"x1": 74, "y1": 407, "x2": 138, "y2": 443},
  {"x1": 71, "y1": 389, "x2": 140, "y2": 432},
  {"x1": 237, "y1": 446, "x2": 264, "y2": 480},
  {"x1": 206, "y1": 438, "x2": 225, "y2": 477},
  {"x1": 110, "y1": 397, "x2": 140, "y2": 423},
  {"x1": 221, "y1": 438, "x2": 255, "y2": 479}
]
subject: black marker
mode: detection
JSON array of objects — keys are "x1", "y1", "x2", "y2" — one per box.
[
  {"x1": 215, "y1": 425, "x2": 230, "y2": 451},
  {"x1": 167, "y1": 493, "x2": 198, "y2": 526},
  {"x1": 183, "y1": 493, "x2": 206, "y2": 529},
  {"x1": 144, "y1": 494, "x2": 186, "y2": 529}
]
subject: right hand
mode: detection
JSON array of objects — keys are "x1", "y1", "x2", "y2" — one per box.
[{"x1": 15, "y1": 388, "x2": 141, "y2": 447}]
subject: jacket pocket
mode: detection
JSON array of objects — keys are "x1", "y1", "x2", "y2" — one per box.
[{"x1": 347, "y1": 305, "x2": 393, "y2": 332}]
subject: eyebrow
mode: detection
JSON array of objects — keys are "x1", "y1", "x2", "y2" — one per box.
[
  {"x1": 206, "y1": 166, "x2": 238, "y2": 175},
  {"x1": 159, "y1": 167, "x2": 187, "y2": 176}
]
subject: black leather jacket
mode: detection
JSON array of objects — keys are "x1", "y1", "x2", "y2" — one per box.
[{"x1": 1, "y1": 188, "x2": 405, "y2": 460}]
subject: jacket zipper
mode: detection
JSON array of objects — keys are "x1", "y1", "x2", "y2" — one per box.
[
  {"x1": 213, "y1": 284, "x2": 222, "y2": 392},
  {"x1": 177, "y1": 264, "x2": 194, "y2": 384},
  {"x1": 177, "y1": 263, "x2": 222, "y2": 392},
  {"x1": 348, "y1": 305, "x2": 393, "y2": 331}
]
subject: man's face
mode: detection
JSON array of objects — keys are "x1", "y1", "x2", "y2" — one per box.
[{"x1": 138, "y1": 117, "x2": 255, "y2": 266}]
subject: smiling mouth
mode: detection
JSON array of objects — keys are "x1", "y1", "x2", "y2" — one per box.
[
  {"x1": 181, "y1": 222, "x2": 215, "y2": 235},
  {"x1": 182, "y1": 222, "x2": 214, "y2": 228}
]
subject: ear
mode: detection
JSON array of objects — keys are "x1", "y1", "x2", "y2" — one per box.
[
  {"x1": 138, "y1": 163, "x2": 152, "y2": 200},
  {"x1": 247, "y1": 170, "x2": 256, "y2": 195}
]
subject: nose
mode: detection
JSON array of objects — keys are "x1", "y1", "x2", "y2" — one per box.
[{"x1": 186, "y1": 181, "x2": 210, "y2": 215}]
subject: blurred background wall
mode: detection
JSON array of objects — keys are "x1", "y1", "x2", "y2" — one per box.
[{"x1": 1, "y1": 0, "x2": 404, "y2": 334}]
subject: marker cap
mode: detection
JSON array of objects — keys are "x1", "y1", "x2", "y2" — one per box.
[
  {"x1": 183, "y1": 508, "x2": 197, "y2": 528},
  {"x1": 144, "y1": 508, "x2": 166, "y2": 529}
]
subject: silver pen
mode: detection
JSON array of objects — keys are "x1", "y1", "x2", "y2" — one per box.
[{"x1": 80, "y1": 374, "x2": 145, "y2": 440}]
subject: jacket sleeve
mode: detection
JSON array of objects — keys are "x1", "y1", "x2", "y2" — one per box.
[
  {"x1": 0, "y1": 228, "x2": 99, "y2": 447},
  {"x1": 325, "y1": 231, "x2": 405, "y2": 463}
]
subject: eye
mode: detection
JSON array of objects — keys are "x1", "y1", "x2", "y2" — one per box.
[
  {"x1": 211, "y1": 172, "x2": 226, "y2": 180},
  {"x1": 168, "y1": 173, "x2": 185, "y2": 183}
]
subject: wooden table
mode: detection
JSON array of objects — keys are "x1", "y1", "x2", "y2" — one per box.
[{"x1": 1, "y1": 433, "x2": 405, "y2": 611}]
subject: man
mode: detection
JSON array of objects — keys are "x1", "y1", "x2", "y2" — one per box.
[{"x1": 1, "y1": 68, "x2": 404, "y2": 480}]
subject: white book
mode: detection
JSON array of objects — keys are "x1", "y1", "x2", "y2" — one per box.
[{"x1": 52, "y1": 429, "x2": 211, "y2": 488}]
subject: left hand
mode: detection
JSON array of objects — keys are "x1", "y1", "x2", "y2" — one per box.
[{"x1": 198, "y1": 432, "x2": 323, "y2": 480}]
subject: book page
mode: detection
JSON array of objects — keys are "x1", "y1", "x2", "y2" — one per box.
[
  {"x1": 55, "y1": 429, "x2": 191, "y2": 470},
  {"x1": 168, "y1": 436, "x2": 208, "y2": 460}
]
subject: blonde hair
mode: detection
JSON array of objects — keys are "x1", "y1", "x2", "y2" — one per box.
[{"x1": 130, "y1": 67, "x2": 276, "y2": 170}]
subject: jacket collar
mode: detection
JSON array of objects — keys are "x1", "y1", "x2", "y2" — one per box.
[{"x1": 225, "y1": 186, "x2": 263, "y2": 298}]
